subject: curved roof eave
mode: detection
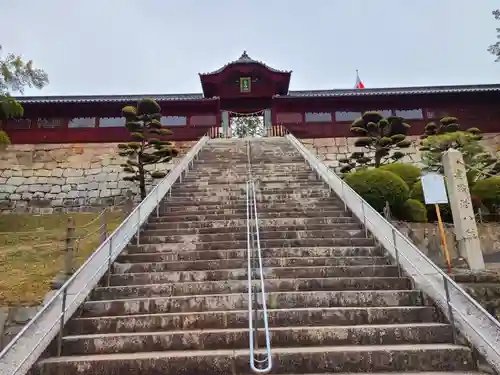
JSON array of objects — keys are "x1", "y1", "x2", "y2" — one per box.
[{"x1": 199, "y1": 51, "x2": 291, "y2": 76}]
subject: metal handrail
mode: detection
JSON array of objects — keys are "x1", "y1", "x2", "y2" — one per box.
[
  {"x1": 286, "y1": 132, "x2": 500, "y2": 372},
  {"x1": 246, "y1": 139, "x2": 272, "y2": 373},
  {"x1": 246, "y1": 179, "x2": 273, "y2": 374},
  {"x1": 0, "y1": 135, "x2": 210, "y2": 375}
]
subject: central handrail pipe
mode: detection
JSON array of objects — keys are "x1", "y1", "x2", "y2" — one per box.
[{"x1": 246, "y1": 138, "x2": 272, "y2": 373}]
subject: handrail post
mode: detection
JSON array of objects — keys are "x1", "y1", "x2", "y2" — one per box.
[
  {"x1": 64, "y1": 218, "x2": 76, "y2": 277},
  {"x1": 56, "y1": 288, "x2": 67, "y2": 357},
  {"x1": 106, "y1": 237, "x2": 113, "y2": 287},
  {"x1": 392, "y1": 227, "x2": 402, "y2": 278},
  {"x1": 361, "y1": 201, "x2": 368, "y2": 237},
  {"x1": 136, "y1": 206, "x2": 141, "y2": 246},
  {"x1": 443, "y1": 275, "x2": 457, "y2": 344},
  {"x1": 100, "y1": 208, "x2": 108, "y2": 243},
  {"x1": 155, "y1": 187, "x2": 160, "y2": 218}
]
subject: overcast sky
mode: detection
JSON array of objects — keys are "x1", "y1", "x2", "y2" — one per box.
[{"x1": 1, "y1": 0, "x2": 499, "y2": 96}]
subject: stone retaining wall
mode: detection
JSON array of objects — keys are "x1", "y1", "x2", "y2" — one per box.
[
  {"x1": 0, "y1": 305, "x2": 41, "y2": 350},
  {"x1": 0, "y1": 141, "x2": 195, "y2": 213},
  {"x1": 395, "y1": 221, "x2": 500, "y2": 267}
]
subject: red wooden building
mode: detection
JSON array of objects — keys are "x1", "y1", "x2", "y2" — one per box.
[{"x1": 3, "y1": 51, "x2": 500, "y2": 144}]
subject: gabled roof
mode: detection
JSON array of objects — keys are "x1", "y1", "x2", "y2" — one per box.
[
  {"x1": 15, "y1": 93, "x2": 208, "y2": 104},
  {"x1": 199, "y1": 51, "x2": 291, "y2": 76},
  {"x1": 282, "y1": 83, "x2": 500, "y2": 98}
]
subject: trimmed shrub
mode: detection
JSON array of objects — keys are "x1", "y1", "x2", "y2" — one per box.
[
  {"x1": 344, "y1": 168, "x2": 410, "y2": 213},
  {"x1": 0, "y1": 130, "x2": 10, "y2": 149},
  {"x1": 380, "y1": 163, "x2": 422, "y2": 190},
  {"x1": 400, "y1": 199, "x2": 428, "y2": 222},
  {"x1": 471, "y1": 177, "x2": 500, "y2": 213}
]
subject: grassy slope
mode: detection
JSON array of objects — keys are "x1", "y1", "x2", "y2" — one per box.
[{"x1": 0, "y1": 211, "x2": 124, "y2": 306}]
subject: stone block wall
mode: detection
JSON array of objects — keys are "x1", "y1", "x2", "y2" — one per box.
[
  {"x1": 0, "y1": 141, "x2": 195, "y2": 213},
  {"x1": 0, "y1": 305, "x2": 40, "y2": 350},
  {"x1": 395, "y1": 221, "x2": 500, "y2": 267},
  {"x1": 301, "y1": 133, "x2": 500, "y2": 170}
]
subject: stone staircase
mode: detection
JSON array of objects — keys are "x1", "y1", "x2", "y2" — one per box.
[{"x1": 31, "y1": 138, "x2": 486, "y2": 374}]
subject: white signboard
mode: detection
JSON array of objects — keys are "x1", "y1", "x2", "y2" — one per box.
[{"x1": 421, "y1": 173, "x2": 448, "y2": 204}]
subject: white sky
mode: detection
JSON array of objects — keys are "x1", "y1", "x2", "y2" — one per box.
[{"x1": 1, "y1": 0, "x2": 499, "y2": 96}]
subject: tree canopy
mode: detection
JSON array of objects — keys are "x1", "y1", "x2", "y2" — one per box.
[
  {"x1": 0, "y1": 45, "x2": 48, "y2": 119},
  {"x1": 488, "y1": 9, "x2": 500, "y2": 62}
]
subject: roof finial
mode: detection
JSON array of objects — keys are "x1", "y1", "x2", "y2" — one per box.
[{"x1": 239, "y1": 50, "x2": 250, "y2": 60}]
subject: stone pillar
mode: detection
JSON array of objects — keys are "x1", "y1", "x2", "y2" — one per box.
[
  {"x1": 221, "y1": 111, "x2": 229, "y2": 138},
  {"x1": 442, "y1": 148, "x2": 485, "y2": 271},
  {"x1": 264, "y1": 109, "x2": 272, "y2": 135}
]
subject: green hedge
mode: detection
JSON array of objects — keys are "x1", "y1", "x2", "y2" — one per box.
[
  {"x1": 379, "y1": 163, "x2": 421, "y2": 190},
  {"x1": 344, "y1": 168, "x2": 410, "y2": 213},
  {"x1": 400, "y1": 199, "x2": 428, "y2": 222},
  {"x1": 471, "y1": 177, "x2": 500, "y2": 213}
]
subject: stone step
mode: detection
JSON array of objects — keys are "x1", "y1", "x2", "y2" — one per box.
[
  {"x1": 182, "y1": 174, "x2": 318, "y2": 183},
  {"x1": 159, "y1": 198, "x2": 344, "y2": 210},
  {"x1": 162, "y1": 192, "x2": 331, "y2": 203},
  {"x1": 118, "y1": 246, "x2": 382, "y2": 262},
  {"x1": 59, "y1": 323, "x2": 453, "y2": 355},
  {"x1": 81, "y1": 290, "x2": 422, "y2": 316},
  {"x1": 182, "y1": 175, "x2": 319, "y2": 184},
  {"x1": 112, "y1": 256, "x2": 389, "y2": 273},
  {"x1": 92, "y1": 277, "x2": 410, "y2": 300},
  {"x1": 140, "y1": 223, "x2": 362, "y2": 237},
  {"x1": 66, "y1": 306, "x2": 438, "y2": 335},
  {"x1": 139, "y1": 229, "x2": 368, "y2": 245},
  {"x1": 117, "y1": 246, "x2": 380, "y2": 263},
  {"x1": 146, "y1": 210, "x2": 351, "y2": 222},
  {"x1": 145, "y1": 217, "x2": 357, "y2": 230},
  {"x1": 32, "y1": 344, "x2": 475, "y2": 374},
  {"x1": 134, "y1": 238, "x2": 375, "y2": 252},
  {"x1": 170, "y1": 181, "x2": 326, "y2": 191},
  {"x1": 165, "y1": 187, "x2": 329, "y2": 198},
  {"x1": 133, "y1": 237, "x2": 375, "y2": 251},
  {"x1": 192, "y1": 161, "x2": 306, "y2": 167},
  {"x1": 108, "y1": 265, "x2": 399, "y2": 285},
  {"x1": 157, "y1": 205, "x2": 346, "y2": 216}
]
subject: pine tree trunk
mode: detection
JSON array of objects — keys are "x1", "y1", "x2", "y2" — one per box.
[{"x1": 138, "y1": 166, "x2": 147, "y2": 200}]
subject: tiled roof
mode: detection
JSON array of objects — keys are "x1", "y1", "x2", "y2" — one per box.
[
  {"x1": 199, "y1": 51, "x2": 291, "y2": 76},
  {"x1": 15, "y1": 93, "x2": 207, "y2": 104},
  {"x1": 13, "y1": 83, "x2": 500, "y2": 104},
  {"x1": 282, "y1": 84, "x2": 500, "y2": 98}
]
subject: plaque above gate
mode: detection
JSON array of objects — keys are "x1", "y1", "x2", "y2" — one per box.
[{"x1": 199, "y1": 51, "x2": 291, "y2": 99}]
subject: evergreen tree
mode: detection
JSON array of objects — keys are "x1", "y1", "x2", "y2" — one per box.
[
  {"x1": 488, "y1": 9, "x2": 500, "y2": 62},
  {"x1": 419, "y1": 117, "x2": 499, "y2": 183},
  {"x1": 118, "y1": 99, "x2": 178, "y2": 200},
  {"x1": 0, "y1": 45, "x2": 48, "y2": 119},
  {"x1": 339, "y1": 111, "x2": 412, "y2": 173}
]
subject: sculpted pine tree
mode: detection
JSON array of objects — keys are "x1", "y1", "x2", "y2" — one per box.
[
  {"x1": 419, "y1": 117, "x2": 499, "y2": 182},
  {"x1": 339, "y1": 111, "x2": 412, "y2": 173},
  {"x1": 118, "y1": 99, "x2": 178, "y2": 200}
]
